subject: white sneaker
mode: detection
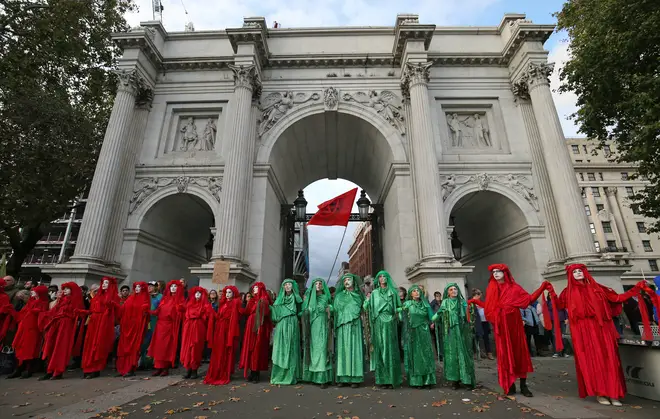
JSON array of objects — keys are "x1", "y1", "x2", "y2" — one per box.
[
  {"x1": 597, "y1": 397, "x2": 611, "y2": 405},
  {"x1": 610, "y1": 399, "x2": 622, "y2": 407}
]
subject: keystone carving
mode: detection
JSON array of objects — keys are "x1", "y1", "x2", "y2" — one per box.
[
  {"x1": 323, "y1": 87, "x2": 339, "y2": 111},
  {"x1": 440, "y1": 173, "x2": 539, "y2": 211},
  {"x1": 129, "y1": 176, "x2": 223, "y2": 214}
]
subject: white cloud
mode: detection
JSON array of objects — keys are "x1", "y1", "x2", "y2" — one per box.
[{"x1": 548, "y1": 35, "x2": 581, "y2": 137}]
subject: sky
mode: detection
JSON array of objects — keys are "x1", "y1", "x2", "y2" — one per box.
[{"x1": 126, "y1": 1, "x2": 580, "y2": 282}]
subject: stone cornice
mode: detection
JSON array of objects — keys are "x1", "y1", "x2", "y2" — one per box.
[
  {"x1": 501, "y1": 23, "x2": 554, "y2": 64},
  {"x1": 392, "y1": 14, "x2": 435, "y2": 65},
  {"x1": 226, "y1": 17, "x2": 270, "y2": 67},
  {"x1": 269, "y1": 54, "x2": 394, "y2": 68},
  {"x1": 113, "y1": 30, "x2": 164, "y2": 72},
  {"x1": 161, "y1": 59, "x2": 230, "y2": 71}
]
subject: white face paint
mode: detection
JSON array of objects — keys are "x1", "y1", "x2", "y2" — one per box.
[
  {"x1": 195, "y1": 291, "x2": 202, "y2": 300},
  {"x1": 135, "y1": 285, "x2": 141, "y2": 293},
  {"x1": 492, "y1": 269, "x2": 505, "y2": 281},
  {"x1": 49, "y1": 291, "x2": 56, "y2": 299},
  {"x1": 63, "y1": 287, "x2": 71, "y2": 296},
  {"x1": 343, "y1": 277, "x2": 353, "y2": 289},
  {"x1": 573, "y1": 269, "x2": 585, "y2": 281},
  {"x1": 170, "y1": 284, "x2": 178, "y2": 294},
  {"x1": 30, "y1": 291, "x2": 38, "y2": 298},
  {"x1": 252, "y1": 285, "x2": 259, "y2": 295},
  {"x1": 448, "y1": 286, "x2": 458, "y2": 298},
  {"x1": 284, "y1": 282, "x2": 293, "y2": 293},
  {"x1": 102, "y1": 279, "x2": 109, "y2": 290},
  {"x1": 315, "y1": 281, "x2": 323, "y2": 291},
  {"x1": 225, "y1": 289, "x2": 233, "y2": 299}
]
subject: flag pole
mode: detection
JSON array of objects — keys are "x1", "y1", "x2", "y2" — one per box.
[{"x1": 326, "y1": 224, "x2": 349, "y2": 284}]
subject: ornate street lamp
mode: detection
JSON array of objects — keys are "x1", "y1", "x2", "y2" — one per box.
[
  {"x1": 356, "y1": 190, "x2": 371, "y2": 221},
  {"x1": 451, "y1": 228, "x2": 463, "y2": 261},
  {"x1": 204, "y1": 233, "x2": 213, "y2": 261},
  {"x1": 293, "y1": 190, "x2": 308, "y2": 221}
]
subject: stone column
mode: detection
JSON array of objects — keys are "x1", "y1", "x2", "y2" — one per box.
[
  {"x1": 521, "y1": 62, "x2": 598, "y2": 262},
  {"x1": 103, "y1": 86, "x2": 154, "y2": 264},
  {"x1": 401, "y1": 62, "x2": 452, "y2": 261},
  {"x1": 72, "y1": 69, "x2": 139, "y2": 264},
  {"x1": 605, "y1": 187, "x2": 632, "y2": 251},
  {"x1": 513, "y1": 87, "x2": 567, "y2": 265},
  {"x1": 214, "y1": 64, "x2": 261, "y2": 261}
]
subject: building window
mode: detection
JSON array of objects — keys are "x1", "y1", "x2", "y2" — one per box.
[
  {"x1": 575, "y1": 159, "x2": 583, "y2": 162},
  {"x1": 592, "y1": 187, "x2": 600, "y2": 197},
  {"x1": 583, "y1": 145, "x2": 588, "y2": 154},
  {"x1": 572, "y1": 145, "x2": 580, "y2": 154},
  {"x1": 585, "y1": 205, "x2": 591, "y2": 216},
  {"x1": 637, "y1": 222, "x2": 647, "y2": 233},
  {"x1": 579, "y1": 173, "x2": 584, "y2": 181},
  {"x1": 602, "y1": 221, "x2": 612, "y2": 233},
  {"x1": 643, "y1": 240, "x2": 653, "y2": 252},
  {"x1": 581, "y1": 188, "x2": 586, "y2": 198},
  {"x1": 606, "y1": 240, "x2": 617, "y2": 249},
  {"x1": 587, "y1": 173, "x2": 596, "y2": 181},
  {"x1": 604, "y1": 145, "x2": 612, "y2": 156},
  {"x1": 594, "y1": 241, "x2": 601, "y2": 252},
  {"x1": 649, "y1": 260, "x2": 659, "y2": 272},
  {"x1": 596, "y1": 204, "x2": 604, "y2": 212},
  {"x1": 621, "y1": 172, "x2": 629, "y2": 180},
  {"x1": 625, "y1": 186, "x2": 634, "y2": 197},
  {"x1": 598, "y1": 172, "x2": 604, "y2": 181},
  {"x1": 589, "y1": 223, "x2": 596, "y2": 234}
]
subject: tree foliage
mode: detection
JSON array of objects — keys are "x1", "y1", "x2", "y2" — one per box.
[
  {"x1": 0, "y1": 0, "x2": 135, "y2": 274},
  {"x1": 555, "y1": 0, "x2": 660, "y2": 230}
]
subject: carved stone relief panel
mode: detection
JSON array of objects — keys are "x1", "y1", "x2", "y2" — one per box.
[
  {"x1": 173, "y1": 115, "x2": 218, "y2": 152},
  {"x1": 129, "y1": 176, "x2": 223, "y2": 214},
  {"x1": 439, "y1": 173, "x2": 539, "y2": 211},
  {"x1": 445, "y1": 112, "x2": 491, "y2": 149},
  {"x1": 160, "y1": 105, "x2": 225, "y2": 160}
]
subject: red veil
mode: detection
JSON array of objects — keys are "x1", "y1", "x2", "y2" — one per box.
[
  {"x1": 185, "y1": 286, "x2": 211, "y2": 315},
  {"x1": 0, "y1": 278, "x2": 16, "y2": 342},
  {"x1": 217, "y1": 285, "x2": 241, "y2": 345},
  {"x1": 12, "y1": 285, "x2": 49, "y2": 363},
  {"x1": 116, "y1": 281, "x2": 150, "y2": 375}
]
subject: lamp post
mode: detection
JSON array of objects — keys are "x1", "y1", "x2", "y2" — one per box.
[
  {"x1": 451, "y1": 227, "x2": 463, "y2": 261},
  {"x1": 204, "y1": 232, "x2": 213, "y2": 261},
  {"x1": 356, "y1": 190, "x2": 371, "y2": 221},
  {"x1": 293, "y1": 190, "x2": 308, "y2": 222}
]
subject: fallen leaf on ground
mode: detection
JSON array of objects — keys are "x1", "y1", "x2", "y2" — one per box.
[
  {"x1": 432, "y1": 400, "x2": 448, "y2": 407},
  {"x1": 165, "y1": 409, "x2": 176, "y2": 414},
  {"x1": 533, "y1": 413, "x2": 545, "y2": 417},
  {"x1": 326, "y1": 412, "x2": 333, "y2": 416},
  {"x1": 193, "y1": 402, "x2": 204, "y2": 407},
  {"x1": 351, "y1": 417, "x2": 360, "y2": 419},
  {"x1": 388, "y1": 404, "x2": 396, "y2": 408},
  {"x1": 194, "y1": 416, "x2": 209, "y2": 419},
  {"x1": 263, "y1": 389, "x2": 271, "y2": 393},
  {"x1": 342, "y1": 410, "x2": 350, "y2": 414},
  {"x1": 472, "y1": 407, "x2": 485, "y2": 412},
  {"x1": 520, "y1": 407, "x2": 532, "y2": 413},
  {"x1": 273, "y1": 407, "x2": 281, "y2": 410},
  {"x1": 228, "y1": 397, "x2": 241, "y2": 402},
  {"x1": 631, "y1": 406, "x2": 642, "y2": 409},
  {"x1": 294, "y1": 385, "x2": 303, "y2": 389}
]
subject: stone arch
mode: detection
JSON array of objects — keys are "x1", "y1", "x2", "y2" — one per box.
[
  {"x1": 443, "y1": 182, "x2": 541, "y2": 227},
  {"x1": 257, "y1": 100, "x2": 408, "y2": 165},
  {"x1": 126, "y1": 183, "x2": 220, "y2": 230}
]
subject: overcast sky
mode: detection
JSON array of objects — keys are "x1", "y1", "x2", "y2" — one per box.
[{"x1": 126, "y1": 1, "x2": 580, "y2": 283}]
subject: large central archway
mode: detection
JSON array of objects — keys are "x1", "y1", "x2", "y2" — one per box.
[{"x1": 247, "y1": 103, "x2": 415, "y2": 291}]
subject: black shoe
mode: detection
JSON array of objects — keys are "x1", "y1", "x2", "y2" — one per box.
[
  {"x1": 6, "y1": 369, "x2": 22, "y2": 379},
  {"x1": 451, "y1": 381, "x2": 460, "y2": 390},
  {"x1": 507, "y1": 383, "x2": 516, "y2": 396},
  {"x1": 350, "y1": 383, "x2": 359, "y2": 389},
  {"x1": 191, "y1": 370, "x2": 198, "y2": 379},
  {"x1": 115, "y1": 372, "x2": 124, "y2": 378},
  {"x1": 184, "y1": 369, "x2": 192, "y2": 379},
  {"x1": 337, "y1": 383, "x2": 346, "y2": 387},
  {"x1": 252, "y1": 371, "x2": 260, "y2": 383},
  {"x1": 38, "y1": 373, "x2": 53, "y2": 381},
  {"x1": 520, "y1": 385, "x2": 533, "y2": 397},
  {"x1": 50, "y1": 374, "x2": 62, "y2": 380},
  {"x1": 20, "y1": 370, "x2": 32, "y2": 379},
  {"x1": 125, "y1": 371, "x2": 136, "y2": 377},
  {"x1": 321, "y1": 383, "x2": 328, "y2": 389}
]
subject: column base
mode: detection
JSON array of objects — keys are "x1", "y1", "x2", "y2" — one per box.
[
  {"x1": 190, "y1": 261, "x2": 257, "y2": 293},
  {"x1": 405, "y1": 261, "x2": 475, "y2": 295},
  {"x1": 564, "y1": 252, "x2": 602, "y2": 264},
  {"x1": 542, "y1": 261, "x2": 630, "y2": 293},
  {"x1": 42, "y1": 262, "x2": 126, "y2": 288}
]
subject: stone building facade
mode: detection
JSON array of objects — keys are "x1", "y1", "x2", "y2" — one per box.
[
  {"x1": 348, "y1": 222, "x2": 373, "y2": 279},
  {"x1": 45, "y1": 13, "x2": 629, "y2": 293}
]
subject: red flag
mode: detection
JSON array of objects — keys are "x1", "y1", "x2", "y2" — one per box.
[{"x1": 307, "y1": 188, "x2": 358, "y2": 227}]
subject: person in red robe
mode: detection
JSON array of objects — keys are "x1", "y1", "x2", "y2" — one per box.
[
  {"x1": 148, "y1": 279, "x2": 185, "y2": 376},
  {"x1": 115, "y1": 281, "x2": 150, "y2": 377},
  {"x1": 472, "y1": 264, "x2": 550, "y2": 397},
  {"x1": 550, "y1": 264, "x2": 650, "y2": 406},
  {"x1": 205, "y1": 285, "x2": 241, "y2": 385},
  {"x1": 239, "y1": 282, "x2": 272, "y2": 383},
  {"x1": 0, "y1": 278, "x2": 15, "y2": 345},
  {"x1": 40, "y1": 282, "x2": 85, "y2": 380},
  {"x1": 78, "y1": 277, "x2": 120, "y2": 378},
  {"x1": 7, "y1": 285, "x2": 49, "y2": 378},
  {"x1": 180, "y1": 286, "x2": 213, "y2": 379}
]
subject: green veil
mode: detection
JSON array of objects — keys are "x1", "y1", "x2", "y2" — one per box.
[
  {"x1": 373, "y1": 270, "x2": 399, "y2": 296},
  {"x1": 274, "y1": 278, "x2": 303, "y2": 306},
  {"x1": 302, "y1": 278, "x2": 331, "y2": 312},
  {"x1": 335, "y1": 273, "x2": 364, "y2": 296},
  {"x1": 402, "y1": 284, "x2": 433, "y2": 373},
  {"x1": 406, "y1": 285, "x2": 432, "y2": 311},
  {"x1": 439, "y1": 282, "x2": 473, "y2": 331}
]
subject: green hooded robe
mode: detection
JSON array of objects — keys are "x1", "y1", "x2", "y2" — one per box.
[
  {"x1": 364, "y1": 270, "x2": 402, "y2": 388},
  {"x1": 301, "y1": 278, "x2": 333, "y2": 384},
  {"x1": 401, "y1": 285, "x2": 437, "y2": 387},
  {"x1": 270, "y1": 279, "x2": 302, "y2": 385},
  {"x1": 433, "y1": 282, "x2": 475, "y2": 386},
  {"x1": 333, "y1": 273, "x2": 365, "y2": 384}
]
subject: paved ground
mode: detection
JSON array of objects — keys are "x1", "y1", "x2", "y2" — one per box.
[{"x1": 0, "y1": 357, "x2": 657, "y2": 419}]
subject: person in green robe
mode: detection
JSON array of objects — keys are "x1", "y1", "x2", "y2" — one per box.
[
  {"x1": 432, "y1": 282, "x2": 475, "y2": 389},
  {"x1": 364, "y1": 270, "x2": 402, "y2": 389},
  {"x1": 270, "y1": 278, "x2": 302, "y2": 385},
  {"x1": 333, "y1": 273, "x2": 365, "y2": 388},
  {"x1": 301, "y1": 278, "x2": 333, "y2": 388},
  {"x1": 400, "y1": 285, "x2": 436, "y2": 388}
]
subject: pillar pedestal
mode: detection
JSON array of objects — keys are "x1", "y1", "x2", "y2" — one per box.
[
  {"x1": 406, "y1": 263, "x2": 475, "y2": 296},
  {"x1": 190, "y1": 262, "x2": 257, "y2": 293}
]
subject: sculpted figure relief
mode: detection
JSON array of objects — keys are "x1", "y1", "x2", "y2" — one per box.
[
  {"x1": 323, "y1": 87, "x2": 339, "y2": 110},
  {"x1": 342, "y1": 90, "x2": 406, "y2": 135},
  {"x1": 258, "y1": 91, "x2": 321, "y2": 136},
  {"x1": 446, "y1": 113, "x2": 491, "y2": 148},
  {"x1": 201, "y1": 119, "x2": 217, "y2": 151},
  {"x1": 180, "y1": 117, "x2": 199, "y2": 151},
  {"x1": 439, "y1": 173, "x2": 539, "y2": 210},
  {"x1": 128, "y1": 177, "x2": 223, "y2": 214}
]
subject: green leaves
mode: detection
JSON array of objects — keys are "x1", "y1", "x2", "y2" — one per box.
[
  {"x1": 556, "y1": 0, "x2": 660, "y2": 230},
  {"x1": 0, "y1": 0, "x2": 136, "y2": 270}
]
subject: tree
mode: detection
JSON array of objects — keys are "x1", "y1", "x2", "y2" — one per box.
[
  {"x1": 555, "y1": 1, "x2": 660, "y2": 230},
  {"x1": 0, "y1": 0, "x2": 136, "y2": 275}
]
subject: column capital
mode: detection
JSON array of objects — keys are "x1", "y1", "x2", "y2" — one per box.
[
  {"x1": 135, "y1": 84, "x2": 154, "y2": 110},
  {"x1": 400, "y1": 61, "x2": 432, "y2": 98},
  {"x1": 511, "y1": 79, "x2": 530, "y2": 103},
  {"x1": 520, "y1": 61, "x2": 554, "y2": 91},
  {"x1": 114, "y1": 68, "x2": 140, "y2": 95},
  {"x1": 605, "y1": 186, "x2": 618, "y2": 197},
  {"x1": 228, "y1": 64, "x2": 262, "y2": 100}
]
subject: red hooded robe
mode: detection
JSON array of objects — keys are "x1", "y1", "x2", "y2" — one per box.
[
  {"x1": 0, "y1": 278, "x2": 16, "y2": 344},
  {"x1": 239, "y1": 282, "x2": 272, "y2": 377},
  {"x1": 80, "y1": 277, "x2": 121, "y2": 373},
  {"x1": 148, "y1": 279, "x2": 185, "y2": 369},
  {"x1": 116, "y1": 281, "x2": 150, "y2": 375},
  {"x1": 555, "y1": 264, "x2": 644, "y2": 399},
  {"x1": 205, "y1": 285, "x2": 241, "y2": 385},
  {"x1": 41, "y1": 282, "x2": 85, "y2": 376},
  {"x1": 12, "y1": 285, "x2": 49, "y2": 365},
  {"x1": 478, "y1": 264, "x2": 548, "y2": 393},
  {"x1": 180, "y1": 286, "x2": 213, "y2": 371}
]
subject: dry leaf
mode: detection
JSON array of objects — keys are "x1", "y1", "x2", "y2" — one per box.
[
  {"x1": 472, "y1": 407, "x2": 485, "y2": 412},
  {"x1": 193, "y1": 402, "x2": 204, "y2": 407},
  {"x1": 521, "y1": 407, "x2": 532, "y2": 413},
  {"x1": 388, "y1": 404, "x2": 396, "y2": 408},
  {"x1": 432, "y1": 400, "x2": 448, "y2": 407},
  {"x1": 294, "y1": 385, "x2": 303, "y2": 389},
  {"x1": 263, "y1": 389, "x2": 271, "y2": 393},
  {"x1": 631, "y1": 405, "x2": 642, "y2": 409},
  {"x1": 273, "y1": 407, "x2": 281, "y2": 411},
  {"x1": 165, "y1": 409, "x2": 175, "y2": 414},
  {"x1": 228, "y1": 397, "x2": 241, "y2": 402},
  {"x1": 351, "y1": 417, "x2": 360, "y2": 419},
  {"x1": 195, "y1": 416, "x2": 209, "y2": 419},
  {"x1": 326, "y1": 413, "x2": 333, "y2": 416},
  {"x1": 533, "y1": 413, "x2": 546, "y2": 417}
]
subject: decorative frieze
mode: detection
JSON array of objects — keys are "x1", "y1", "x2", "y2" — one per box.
[
  {"x1": 258, "y1": 91, "x2": 321, "y2": 136},
  {"x1": 342, "y1": 90, "x2": 406, "y2": 135},
  {"x1": 400, "y1": 62, "x2": 432, "y2": 99},
  {"x1": 129, "y1": 176, "x2": 223, "y2": 214},
  {"x1": 440, "y1": 173, "x2": 539, "y2": 211}
]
